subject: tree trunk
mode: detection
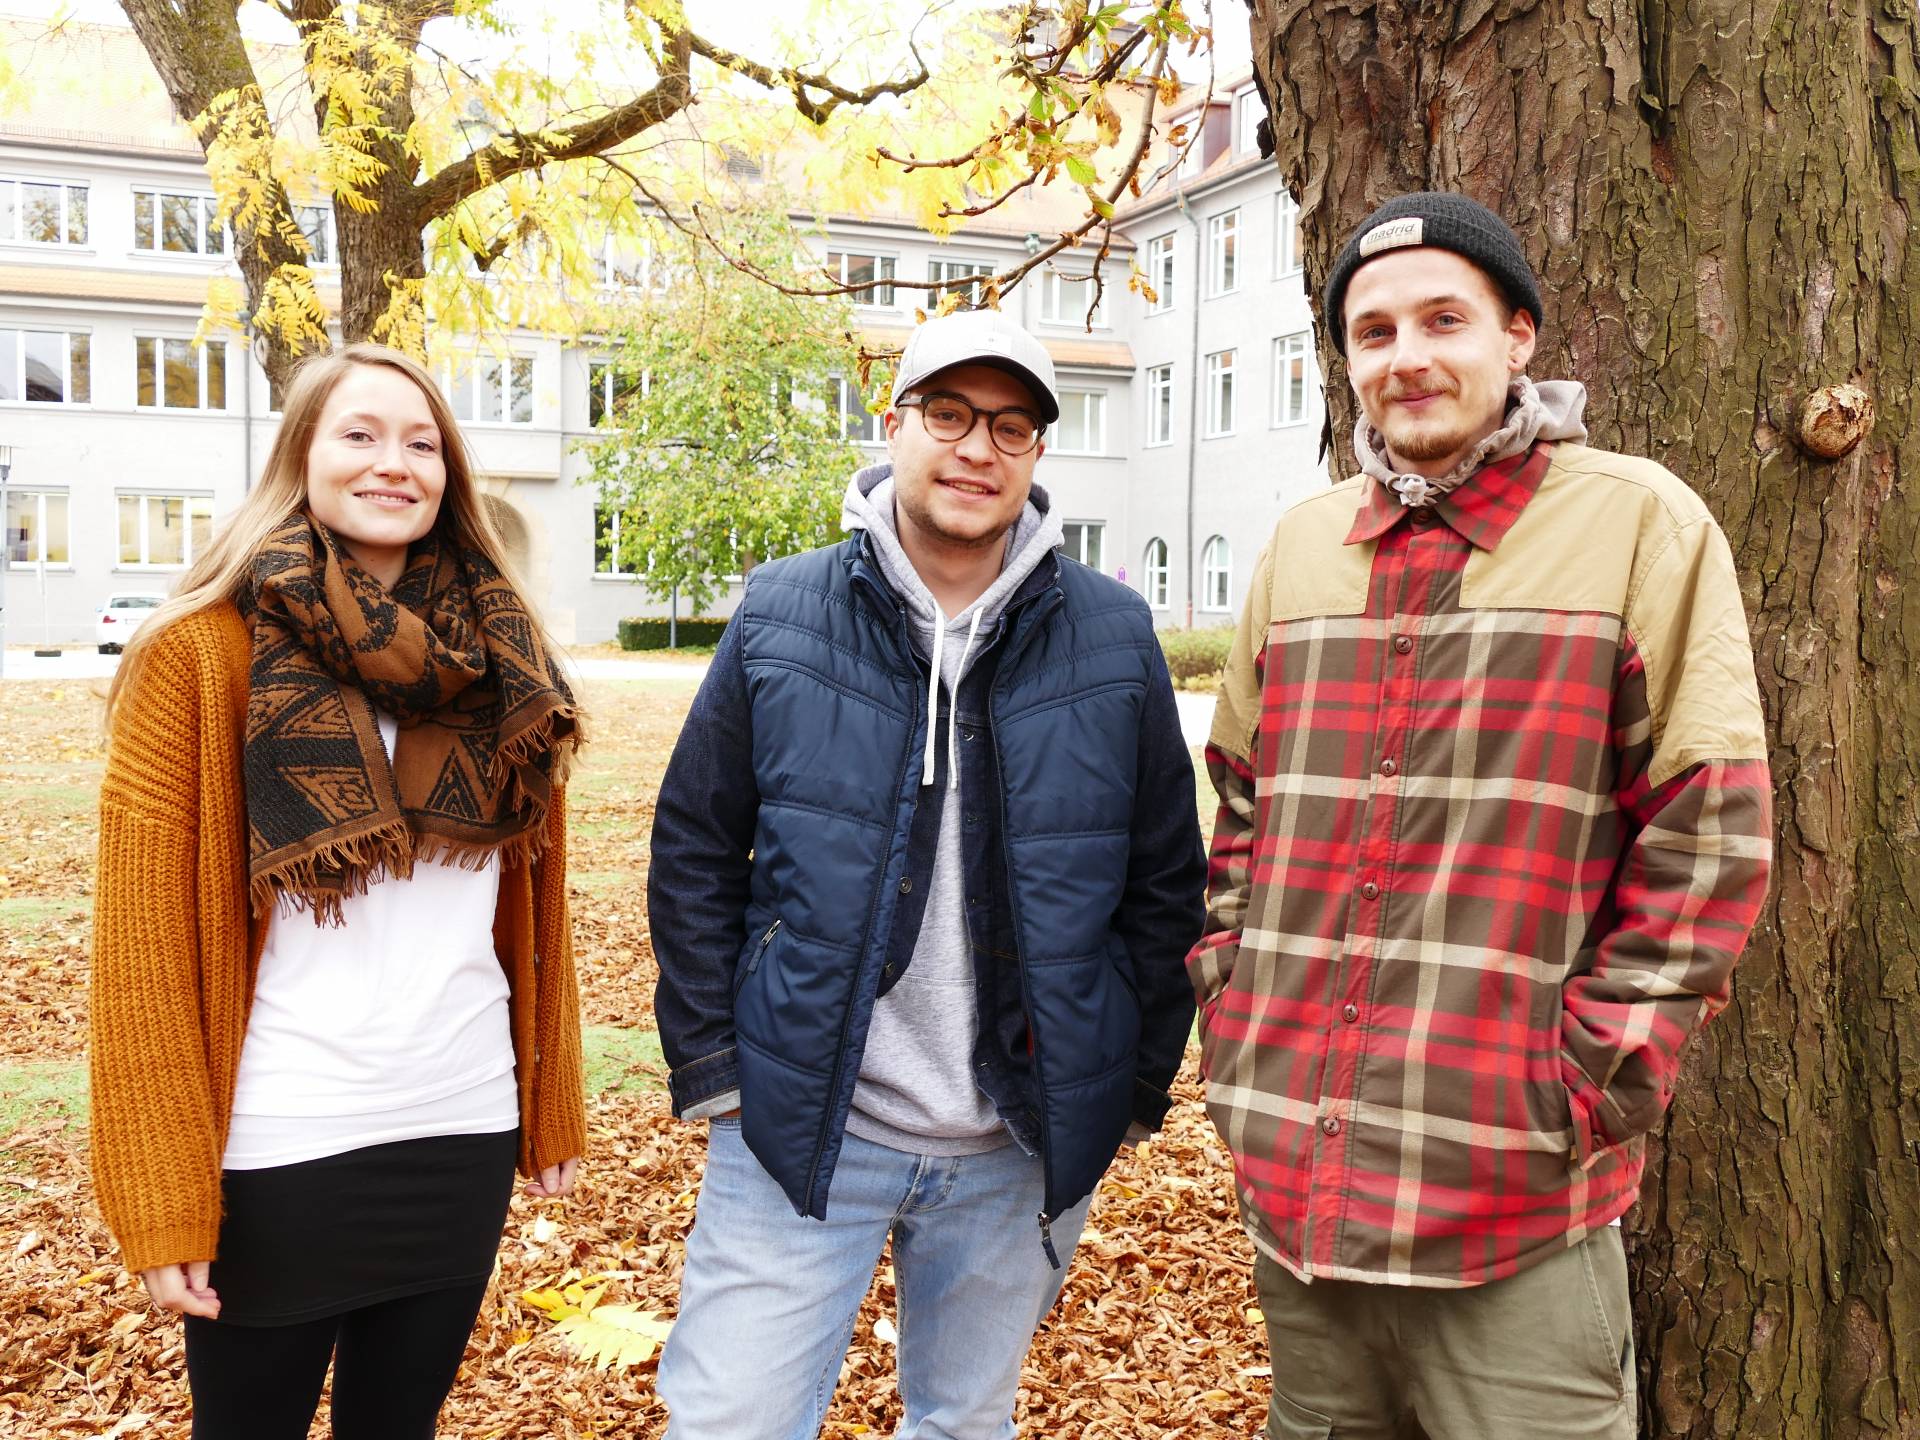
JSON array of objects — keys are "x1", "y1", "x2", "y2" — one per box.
[{"x1": 1243, "y1": 1, "x2": 1920, "y2": 1434}]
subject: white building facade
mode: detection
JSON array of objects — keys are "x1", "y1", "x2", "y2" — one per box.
[{"x1": 0, "y1": 34, "x2": 1329, "y2": 646}]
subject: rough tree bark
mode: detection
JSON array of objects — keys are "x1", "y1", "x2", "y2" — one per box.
[{"x1": 1243, "y1": 1, "x2": 1920, "y2": 1434}]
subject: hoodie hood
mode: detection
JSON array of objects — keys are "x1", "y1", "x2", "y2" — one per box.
[
  {"x1": 841, "y1": 461, "x2": 1064, "y2": 788},
  {"x1": 1354, "y1": 376, "x2": 1588, "y2": 507}
]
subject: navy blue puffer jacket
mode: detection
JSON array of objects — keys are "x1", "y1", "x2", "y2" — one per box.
[{"x1": 650, "y1": 530, "x2": 1206, "y2": 1232}]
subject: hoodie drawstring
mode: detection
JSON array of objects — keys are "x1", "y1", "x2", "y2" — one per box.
[{"x1": 920, "y1": 605, "x2": 986, "y2": 790}]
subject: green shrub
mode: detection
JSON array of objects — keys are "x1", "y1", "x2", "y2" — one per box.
[
  {"x1": 1158, "y1": 627, "x2": 1234, "y2": 683},
  {"x1": 617, "y1": 616, "x2": 732, "y2": 650}
]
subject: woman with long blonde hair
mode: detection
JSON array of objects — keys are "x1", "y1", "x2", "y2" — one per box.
[{"x1": 90, "y1": 343, "x2": 586, "y2": 1438}]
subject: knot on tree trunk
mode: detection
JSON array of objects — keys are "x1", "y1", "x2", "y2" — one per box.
[{"x1": 1795, "y1": 384, "x2": 1874, "y2": 459}]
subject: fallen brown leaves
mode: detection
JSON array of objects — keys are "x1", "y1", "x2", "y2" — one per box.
[
  {"x1": 1, "y1": 672, "x2": 1272, "y2": 1436},
  {"x1": 2, "y1": 1066, "x2": 1266, "y2": 1438}
]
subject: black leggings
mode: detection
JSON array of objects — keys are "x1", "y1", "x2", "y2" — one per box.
[{"x1": 183, "y1": 1279, "x2": 490, "y2": 1439}]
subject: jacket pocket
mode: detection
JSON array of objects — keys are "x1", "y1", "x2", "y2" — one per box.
[
  {"x1": 1267, "y1": 1390, "x2": 1334, "y2": 1438},
  {"x1": 734, "y1": 919, "x2": 782, "y2": 999}
]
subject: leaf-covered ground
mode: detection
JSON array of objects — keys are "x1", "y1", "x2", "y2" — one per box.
[{"x1": 0, "y1": 675, "x2": 1266, "y2": 1437}]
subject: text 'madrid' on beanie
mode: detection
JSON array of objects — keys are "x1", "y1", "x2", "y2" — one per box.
[{"x1": 1322, "y1": 192, "x2": 1543, "y2": 355}]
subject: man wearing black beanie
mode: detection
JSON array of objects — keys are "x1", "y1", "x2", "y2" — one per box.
[{"x1": 1190, "y1": 192, "x2": 1774, "y2": 1436}]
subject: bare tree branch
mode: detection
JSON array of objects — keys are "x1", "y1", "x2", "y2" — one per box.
[{"x1": 684, "y1": 32, "x2": 930, "y2": 126}]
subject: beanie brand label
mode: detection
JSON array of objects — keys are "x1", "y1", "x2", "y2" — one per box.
[{"x1": 1359, "y1": 216, "x2": 1424, "y2": 257}]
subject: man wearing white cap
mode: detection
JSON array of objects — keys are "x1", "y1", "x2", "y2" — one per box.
[{"x1": 649, "y1": 308, "x2": 1206, "y2": 1438}]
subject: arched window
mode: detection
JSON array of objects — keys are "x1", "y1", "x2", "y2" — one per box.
[
  {"x1": 1143, "y1": 538, "x2": 1170, "y2": 609},
  {"x1": 1201, "y1": 535, "x2": 1232, "y2": 612}
]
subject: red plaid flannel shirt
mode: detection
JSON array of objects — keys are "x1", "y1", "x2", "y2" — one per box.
[{"x1": 1192, "y1": 442, "x2": 1772, "y2": 1287}]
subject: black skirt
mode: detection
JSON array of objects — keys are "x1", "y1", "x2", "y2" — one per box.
[{"x1": 206, "y1": 1129, "x2": 519, "y2": 1327}]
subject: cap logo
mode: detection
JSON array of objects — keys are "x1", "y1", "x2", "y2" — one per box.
[
  {"x1": 1359, "y1": 216, "x2": 1424, "y2": 257},
  {"x1": 978, "y1": 333, "x2": 1009, "y2": 352}
]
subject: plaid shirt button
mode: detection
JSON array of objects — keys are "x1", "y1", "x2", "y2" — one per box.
[
  {"x1": 1379, "y1": 758, "x2": 1397, "y2": 776},
  {"x1": 1360, "y1": 881, "x2": 1380, "y2": 901},
  {"x1": 1393, "y1": 635, "x2": 1413, "y2": 654},
  {"x1": 1322, "y1": 1117, "x2": 1341, "y2": 1136},
  {"x1": 1342, "y1": 1003, "x2": 1359, "y2": 1023}
]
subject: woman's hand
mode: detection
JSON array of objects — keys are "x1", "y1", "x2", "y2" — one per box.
[
  {"x1": 523, "y1": 1157, "x2": 579, "y2": 1198},
  {"x1": 141, "y1": 1261, "x2": 220, "y2": 1319}
]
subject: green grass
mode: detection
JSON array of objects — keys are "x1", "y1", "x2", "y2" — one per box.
[
  {"x1": 582, "y1": 1024, "x2": 665, "y2": 1097},
  {"x1": 0, "y1": 1058, "x2": 88, "y2": 1136},
  {"x1": 0, "y1": 1025, "x2": 665, "y2": 1148},
  {"x1": 0, "y1": 896, "x2": 89, "y2": 929}
]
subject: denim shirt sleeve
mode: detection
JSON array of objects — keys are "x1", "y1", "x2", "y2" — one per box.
[
  {"x1": 1116, "y1": 641, "x2": 1209, "y2": 1129},
  {"x1": 649, "y1": 612, "x2": 758, "y2": 1116}
]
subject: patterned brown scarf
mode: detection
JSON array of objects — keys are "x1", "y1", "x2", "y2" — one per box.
[{"x1": 242, "y1": 512, "x2": 581, "y2": 922}]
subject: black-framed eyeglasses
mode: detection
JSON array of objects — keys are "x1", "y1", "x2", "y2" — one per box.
[{"x1": 897, "y1": 392, "x2": 1046, "y2": 457}]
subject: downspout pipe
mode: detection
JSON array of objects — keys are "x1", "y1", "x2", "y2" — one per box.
[{"x1": 1175, "y1": 187, "x2": 1202, "y2": 627}]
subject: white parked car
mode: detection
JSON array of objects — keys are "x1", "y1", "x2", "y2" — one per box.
[{"x1": 95, "y1": 592, "x2": 167, "y2": 654}]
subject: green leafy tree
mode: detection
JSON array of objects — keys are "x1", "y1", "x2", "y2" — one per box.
[{"x1": 580, "y1": 204, "x2": 876, "y2": 615}]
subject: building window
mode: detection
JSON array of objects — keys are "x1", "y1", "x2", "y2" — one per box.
[
  {"x1": 1039, "y1": 271, "x2": 1107, "y2": 327},
  {"x1": 0, "y1": 329, "x2": 89, "y2": 403},
  {"x1": 833, "y1": 375, "x2": 882, "y2": 444},
  {"x1": 1052, "y1": 389, "x2": 1106, "y2": 455},
  {"x1": 594, "y1": 504, "x2": 645, "y2": 577},
  {"x1": 1276, "y1": 191, "x2": 1301, "y2": 277},
  {"x1": 1145, "y1": 363, "x2": 1174, "y2": 447},
  {"x1": 447, "y1": 355, "x2": 534, "y2": 425},
  {"x1": 133, "y1": 189, "x2": 226, "y2": 255},
  {"x1": 1146, "y1": 233, "x2": 1175, "y2": 314},
  {"x1": 0, "y1": 178, "x2": 88, "y2": 246},
  {"x1": 828, "y1": 250, "x2": 896, "y2": 307},
  {"x1": 136, "y1": 336, "x2": 226, "y2": 410},
  {"x1": 1143, "y1": 537, "x2": 1169, "y2": 609},
  {"x1": 1272, "y1": 332, "x2": 1313, "y2": 427},
  {"x1": 118, "y1": 492, "x2": 213, "y2": 568},
  {"x1": 1059, "y1": 521, "x2": 1105, "y2": 572},
  {"x1": 6, "y1": 490, "x2": 69, "y2": 566},
  {"x1": 597, "y1": 235, "x2": 670, "y2": 292},
  {"x1": 588, "y1": 360, "x2": 646, "y2": 427},
  {"x1": 928, "y1": 257, "x2": 992, "y2": 307},
  {"x1": 1235, "y1": 88, "x2": 1265, "y2": 155},
  {"x1": 1201, "y1": 534, "x2": 1232, "y2": 612},
  {"x1": 1204, "y1": 348, "x2": 1236, "y2": 437},
  {"x1": 294, "y1": 204, "x2": 335, "y2": 265},
  {"x1": 1176, "y1": 115, "x2": 1203, "y2": 178},
  {"x1": 1207, "y1": 210, "x2": 1239, "y2": 297}
]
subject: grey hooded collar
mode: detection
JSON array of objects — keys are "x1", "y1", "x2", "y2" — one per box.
[{"x1": 1354, "y1": 376, "x2": 1589, "y2": 507}]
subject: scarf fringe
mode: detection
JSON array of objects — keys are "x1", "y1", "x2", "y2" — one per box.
[
  {"x1": 494, "y1": 703, "x2": 586, "y2": 791},
  {"x1": 251, "y1": 812, "x2": 563, "y2": 926}
]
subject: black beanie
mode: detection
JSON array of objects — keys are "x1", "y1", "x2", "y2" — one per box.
[{"x1": 1323, "y1": 192, "x2": 1543, "y2": 354}]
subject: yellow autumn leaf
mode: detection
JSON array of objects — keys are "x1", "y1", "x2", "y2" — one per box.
[
  {"x1": 552, "y1": 1305, "x2": 676, "y2": 1370},
  {"x1": 519, "y1": 1287, "x2": 565, "y2": 1314},
  {"x1": 1244, "y1": 1306, "x2": 1264, "y2": 1326},
  {"x1": 531, "y1": 1215, "x2": 558, "y2": 1244}
]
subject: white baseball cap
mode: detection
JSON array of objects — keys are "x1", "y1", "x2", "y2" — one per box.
[{"x1": 890, "y1": 309, "x2": 1061, "y2": 425}]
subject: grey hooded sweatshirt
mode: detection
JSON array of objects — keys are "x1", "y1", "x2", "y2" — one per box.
[
  {"x1": 1353, "y1": 375, "x2": 1590, "y2": 505},
  {"x1": 838, "y1": 462, "x2": 1064, "y2": 1156}
]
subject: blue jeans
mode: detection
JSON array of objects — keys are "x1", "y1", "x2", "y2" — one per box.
[{"x1": 659, "y1": 1121, "x2": 1091, "y2": 1440}]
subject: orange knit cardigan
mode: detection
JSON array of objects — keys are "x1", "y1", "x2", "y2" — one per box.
[{"x1": 88, "y1": 602, "x2": 587, "y2": 1275}]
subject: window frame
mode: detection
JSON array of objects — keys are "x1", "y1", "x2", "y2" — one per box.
[
  {"x1": 587, "y1": 359, "x2": 648, "y2": 427},
  {"x1": 593, "y1": 502, "x2": 647, "y2": 578},
  {"x1": 927, "y1": 257, "x2": 994, "y2": 308},
  {"x1": 826, "y1": 249, "x2": 898, "y2": 308},
  {"x1": 1059, "y1": 520, "x2": 1106, "y2": 572},
  {"x1": 1204, "y1": 348, "x2": 1237, "y2": 438},
  {"x1": 135, "y1": 334, "x2": 227, "y2": 411},
  {"x1": 1038, "y1": 270, "x2": 1108, "y2": 328},
  {"x1": 1275, "y1": 190, "x2": 1302, "y2": 278},
  {"x1": 5, "y1": 488, "x2": 71, "y2": 569},
  {"x1": 1051, "y1": 388, "x2": 1107, "y2": 456},
  {"x1": 1271, "y1": 331, "x2": 1314, "y2": 428},
  {"x1": 293, "y1": 203, "x2": 336, "y2": 267},
  {"x1": 0, "y1": 177, "x2": 90, "y2": 247},
  {"x1": 1142, "y1": 536, "x2": 1170, "y2": 609},
  {"x1": 834, "y1": 374, "x2": 883, "y2": 445},
  {"x1": 116, "y1": 490, "x2": 214, "y2": 570},
  {"x1": 1207, "y1": 209, "x2": 1240, "y2": 298},
  {"x1": 444, "y1": 353, "x2": 536, "y2": 427},
  {"x1": 1234, "y1": 88, "x2": 1265, "y2": 155},
  {"x1": 131, "y1": 188, "x2": 227, "y2": 257},
  {"x1": 1146, "y1": 233, "x2": 1175, "y2": 315},
  {"x1": 1201, "y1": 534, "x2": 1232, "y2": 613},
  {"x1": 1144, "y1": 362, "x2": 1174, "y2": 448},
  {"x1": 0, "y1": 328, "x2": 91, "y2": 405}
]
